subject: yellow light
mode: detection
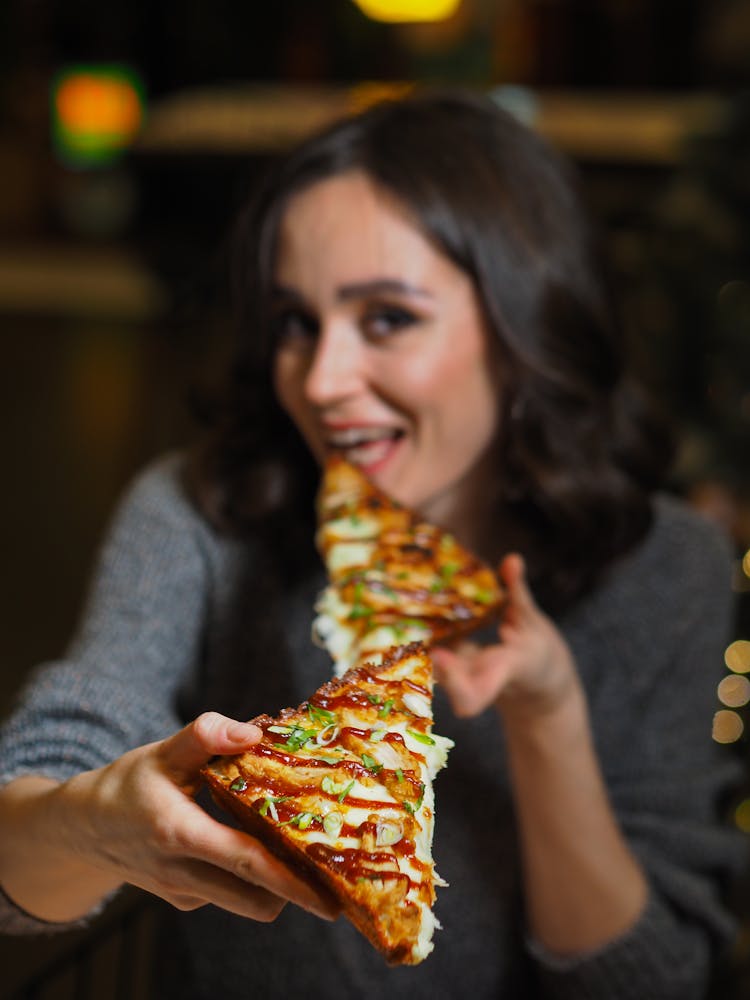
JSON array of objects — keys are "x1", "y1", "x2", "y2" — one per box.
[
  {"x1": 712, "y1": 709, "x2": 744, "y2": 744},
  {"x1": 725, "y1": 640, "x2": 750, "y2": 674},
  {"x1": 735, "y1": 799, "x2": 750, "y2": 834},
  {"x1": 351, "y1": 0, "x2": 462, "y2": 23},
  {"x1": 718, "y1": 674, "x2": 750, "y2": 708},
  {"x1": 743, "y1": 549, "x2": 750, "y2": 579}
]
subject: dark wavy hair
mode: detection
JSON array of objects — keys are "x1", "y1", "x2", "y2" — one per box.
[{"x1": 187, "y1": 88, "x2": 672, "y2": 613}]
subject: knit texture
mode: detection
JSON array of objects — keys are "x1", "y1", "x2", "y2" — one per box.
[{"x1": 0, "y1": 453, "x2": 744, "y2": 999}]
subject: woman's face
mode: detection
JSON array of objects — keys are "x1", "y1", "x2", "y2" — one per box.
[{"x1": 272, "y1": 171, "x2": 501, "y2": 528}]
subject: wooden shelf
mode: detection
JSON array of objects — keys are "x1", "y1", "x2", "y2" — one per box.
[{"x1": 135, "y1": 83, "x2": 725, "y2": 164}]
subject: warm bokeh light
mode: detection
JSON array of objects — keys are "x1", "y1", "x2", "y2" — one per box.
[
  {"x1": 712, "y1": 709, "x2": 744, "y2": 744},
  {"x1": 735, "y1": 799, "x2": 750, "y2": 834},
  {"x1": 348, "y1": 81, "x2": 414, "y2": 114},
  {"x1": 351, "y1": 0, "x2": 462, "y2": 23},
  {"x1": 52, "y1": 66, "x2": 144, "y2": 167},
  {"x1": 725, "y1": 639, "x2": 750, "y2": 674},
  {"x1": 743, "y1": 549, "x2": 750, "y2": 579},
  {"x1": 718, "y1": 674, "x2": 750, "y2": 708}
]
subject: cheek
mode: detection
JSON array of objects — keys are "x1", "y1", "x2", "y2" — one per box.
[{"x1": 396, "y1": 341, "x2": 498, "y2": 439}]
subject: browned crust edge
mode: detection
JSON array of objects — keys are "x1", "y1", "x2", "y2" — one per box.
[
  {"x1": 202, "y1": 769, "x2": 417, "y2": 965},
  {"x1": 199, "y1": 642, "x2": 431, "y2": 966}
]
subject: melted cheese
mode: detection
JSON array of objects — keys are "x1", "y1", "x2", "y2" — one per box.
[{"x1": 327, "y1": 541, "x2": 377, "y2": 573}]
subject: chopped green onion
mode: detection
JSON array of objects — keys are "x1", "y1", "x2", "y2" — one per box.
[
  {"x1": 377, "y1": 699, "x2": 394, "y2": 719},
  {"x1": 395, "y1": 768, "x2": 404, "y2": 783},
  {"x1": 258, "y1": 795, "x2": 291, "y2": 819},
  {"x1": 229, "y1": 777, "x2": 248, "y2": 792},
  {"x1": 323, "y1": 811, "x2": 344, "y2": 839},
  {"x1": 348, "y1": 603, "x2": 373, "y2": 620},
  {"x1": 282, "y1": 726, "x2": 317, "y2": 751},
  {"x1": 315, "y1": 723, "x2": 340, "y2": 746},
  {"x1": 376, "y1": 820, "x2": 403, "y2": 847},
  {"x1": 429, "y1": 579, "x2": 444, "y2": 593},
  {"x1": 440, "y1": 562, "x2": 460, "y2": 582},
  {"x1": 407, "y1": 728, "x2": 436, "y2": 747},
  {"x1": 366, "y1": 694, "x2": 382, "y2": 705},
  {"x1": 403, "y1": 801, "x2": 415, "y2": 815},
  {"x1": 307, "y1": 703, "x2": 336, "y2": 725},
  {"x1": 474, "y1": 588, "x2": 495, "y2": 605},
  {"x1": 321, "y1": 775, "x2": 340, "y2": 795},
  {"x1": 316, "y1": 755, "x2": 340, "y2": 765},
  {"x1": 370, "y1": 729, "x2": 387, "y2": 742},
  {"x1": 338, "y1": 779, "x2": 355, "y2": 803},
  {"x1": 278, "y1": 811, "x2": 320, "y2": 829},
  {"x1": 361, "y1": 753, "x2": 383, "y2": 774},
  {"x1": 416, "y1": 783, "x2": 425, "y2": 810},
  {"x1": 267, "y1": 725, "x2": 293, "y2": 735}
]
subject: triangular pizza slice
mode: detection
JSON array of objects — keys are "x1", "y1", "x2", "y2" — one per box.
[
  {"x1": 202, "y1": 643, "x2": 453, "y2": 965},
  {"x1": 313, "y1": 456, "x2": 505, "y2": 675}
]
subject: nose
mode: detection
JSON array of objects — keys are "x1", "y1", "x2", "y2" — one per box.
[{"x1": 304, "y1": 323, "x2": 367, "y2": 407}]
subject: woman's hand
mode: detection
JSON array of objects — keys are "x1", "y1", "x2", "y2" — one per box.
[
  {"x1": 432, "y1": 554, "x2": 580, "y2": 723},
  {"x1": 0, "y1": 713, "x2": 338, "y2": 924},
  {"x1": 433, "y1": 556, "x2": 649, "y2": 955}
]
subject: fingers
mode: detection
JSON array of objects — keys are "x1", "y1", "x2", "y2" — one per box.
[
  {"x1": 160, "y1": 713, "x2": 262, "y2": 784},
  {"x1": 131, "y1": 856, "x2": 288, "y2": 921},
  {"x1": 432, "y1": 646, "x2": 503, "y2": 718},
  {"x1": 499, "y1": 553, "x2": 536, "y2": 614},
  {"x1": 208, "y1": 824, "x2": 339, "y2": 921},
  {"x1": 156, "y1": 796, "x2": 338, "y2": 921}
]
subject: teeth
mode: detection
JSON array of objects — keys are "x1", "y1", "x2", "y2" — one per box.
[
  {"x1": 346, "y1": 439, "x2": 395, "y2": 466},
  {"x1": 327, "y1": 427, "x2": 399, "y2": 447}
]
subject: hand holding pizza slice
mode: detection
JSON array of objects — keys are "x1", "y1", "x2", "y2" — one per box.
[{"x1": 202, "y1": 643, "x2": 453, "y2": 965}]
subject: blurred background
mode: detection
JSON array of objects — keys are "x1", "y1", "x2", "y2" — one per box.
[{"x1": 2, "y1": 0, "x2": 750, "y2": 996}]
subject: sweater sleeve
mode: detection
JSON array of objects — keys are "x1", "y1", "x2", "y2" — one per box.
[
  {"x1": 0, "y1": 453, "x2": 212, "y2": 933},
  {"x1": 528, "y1": 500, "x2": 746, "y2": 1000}
]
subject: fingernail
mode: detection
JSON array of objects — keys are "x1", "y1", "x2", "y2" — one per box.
[{"x1": 227, "y1": 722, "x2": 260, "y2": 744}]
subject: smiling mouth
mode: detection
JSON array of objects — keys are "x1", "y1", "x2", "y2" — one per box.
[{"x1": 325, "y1": 427, "x2": 405, "y2": 470}]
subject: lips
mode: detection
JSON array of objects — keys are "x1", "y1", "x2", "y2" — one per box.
[{"x1": 324, "y1": 424, "x2": 405, "y2": 473}]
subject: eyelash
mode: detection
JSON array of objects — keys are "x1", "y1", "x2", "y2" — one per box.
[
  {"x1": 362, "y1": 304, "x2": 419, "y2": 339},
  {"x1": 271, "y1": 302, "x2": 420, "y2": 346}
]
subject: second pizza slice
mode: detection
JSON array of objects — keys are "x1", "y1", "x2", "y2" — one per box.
[{"x1": 313, "y1": 456, "x2": 505, "y2": 675}]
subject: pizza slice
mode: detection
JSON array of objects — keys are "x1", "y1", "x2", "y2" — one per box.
[
  {"x1": 313, "y1": 456, "x2": 505, "y2": 675},
  {"x1": 202, "y1": 642, "x2": 453, "y2": 965}
]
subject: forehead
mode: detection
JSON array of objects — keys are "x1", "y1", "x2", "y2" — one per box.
[{"x1": 274, "y1": 171, "x2": 448, "y2": 287}]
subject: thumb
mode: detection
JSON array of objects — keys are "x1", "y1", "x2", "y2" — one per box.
[
  {"x1": 499, "y1": 553, "x2": 538, "y2": 621},
  {"x1": 160, "y1": 712, "x2": 262, "y2": 783}
]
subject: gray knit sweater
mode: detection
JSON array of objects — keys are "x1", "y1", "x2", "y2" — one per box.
[{"x1": 0, "y1": 453, "x2": 744, "y2": 1000}]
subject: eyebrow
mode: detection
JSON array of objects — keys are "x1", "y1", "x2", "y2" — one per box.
[{"x1": 271, "y1": 279, "x2": 433, "y2": 303}]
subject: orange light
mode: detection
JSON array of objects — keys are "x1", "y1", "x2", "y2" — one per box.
[
  {"x1": 57, "y1": 76, "x2": 141, "y2": 136},
  {"x1": 52, "y1": 66, "x2": 144, "y2": 167}
]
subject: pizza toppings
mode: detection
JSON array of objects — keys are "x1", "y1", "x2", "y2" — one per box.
[
  {"x1": 314, "y1": 456, "x2": 504, "y2": 675},
  {"x1": 203, "y1": 643, "x2": 453, "y2": 965}
]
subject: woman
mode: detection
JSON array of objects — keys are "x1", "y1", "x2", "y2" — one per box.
[{"x1": 0, "y1": 90, "x2": 742, "y2": 999}]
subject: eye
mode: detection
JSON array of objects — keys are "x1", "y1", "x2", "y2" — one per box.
[
  {"x1": 362, "y1": 304, "x2": 419, "y2": 339},
  {"x1": 271, "y1": 307, "x2": 319, "y2": 346}
]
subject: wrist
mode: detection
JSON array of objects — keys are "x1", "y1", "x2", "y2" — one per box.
[
  {"x1": 0, "y1": 773, "x2": 122, "y2": 922},
  {"x1": 498, "y1": 678, "x2": 589, "y2": 753}
]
